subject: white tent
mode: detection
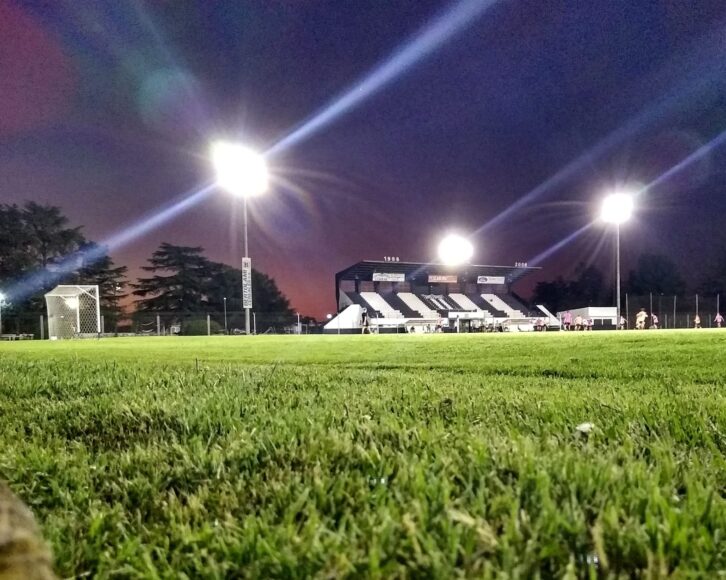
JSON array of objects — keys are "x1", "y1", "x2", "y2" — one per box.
[{"x1": 44, "y1": 285, "x2": 101, "y2": 339}]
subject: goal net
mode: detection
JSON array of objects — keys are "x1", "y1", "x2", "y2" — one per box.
[{"x1": 44, "y1": 285, "x2": 101, "y2": 339}]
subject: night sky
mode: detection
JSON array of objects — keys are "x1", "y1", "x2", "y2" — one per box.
[{"x1": 3, "y1": 0, "x2": 726, "y2": 318}]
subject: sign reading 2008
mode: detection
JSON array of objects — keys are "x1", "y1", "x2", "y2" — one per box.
[{"x1": 242, "y1": 257, "x2": 253, "y2": 309}]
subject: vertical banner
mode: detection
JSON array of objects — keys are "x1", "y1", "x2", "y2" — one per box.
[{"x1": 242, "y1": 257, "x2": 253, "y2": 309}]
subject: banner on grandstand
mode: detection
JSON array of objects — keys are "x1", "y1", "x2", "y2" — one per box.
[
  {"x1": 428, "y1": 274, "x2": 458, "y2": 283},
  {"x1": 242, "y1": 257, "x2": 253, "y2": 309},
  {"x1": 372, "y1": 272, "x2": 405, "y2": 282},
  {"x1": 477, "y1": 275, "x2": 505, "y2": 284}
]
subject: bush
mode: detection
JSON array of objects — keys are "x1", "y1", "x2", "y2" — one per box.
[{"x1": 180, "y1": 318, "x2": 222, "y2": 336}]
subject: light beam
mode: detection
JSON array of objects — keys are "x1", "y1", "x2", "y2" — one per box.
[{"x1": 267, "y1": 0, "x2": 499, "y2": 156}]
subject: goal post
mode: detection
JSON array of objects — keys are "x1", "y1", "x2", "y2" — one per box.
[{"x1": 44, "y1": 285, "x2": 101, "y2": 339}]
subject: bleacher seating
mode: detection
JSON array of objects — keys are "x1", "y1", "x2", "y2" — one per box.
[
  {"x1": 360, "y1": 292, "x2": 403, "y2": 318},
  {"x1": 381, "y1": 293, "x2": 421, "y2": 318},
  {"x1": 345, "y1": 292, "x2": 383, "y2": 318},
  {"x1": 449, "y1": 293, "x2": 488, "y2": 313},
  {"x1": 498, "y1": 293, "x2": 532, "y2": 316},
  {"x1": 398, "y1": 292, "x2": 439, "y2": 318},
  {"x1": 466, "y1": 294, "x2": 507, "y2": 317},
  {"x1": 344, "y1": 291, "x2": 530, "y2": 321},
  {"x1": 482, "y1": 293, "x2": 525, "y2": 318}
]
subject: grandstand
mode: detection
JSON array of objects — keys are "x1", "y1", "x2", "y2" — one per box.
[{"x1": 325, "y1": 260, "x2": 553, "y2": 333}]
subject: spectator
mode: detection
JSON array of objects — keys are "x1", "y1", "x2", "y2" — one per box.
[
  {"x1": 715, "y1": 313, "x2": 724, "y2": 328},
  {"x1": 635, "y1": 308, "x2": 648, "y2": 330}
]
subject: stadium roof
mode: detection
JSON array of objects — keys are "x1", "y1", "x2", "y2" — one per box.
[{"x1": 336, "y1": 260, "x2": 539, "y2": 284}]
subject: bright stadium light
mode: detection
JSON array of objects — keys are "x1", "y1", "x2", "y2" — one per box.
[
  {"x1": 211, "y1": 141, "x2": 269, "y2": 336},
  {"x1": 211, "y1": 141, "x2": 268, "y2": 198},
  {"x1": 600, "y1": 191, "x2": 634, "y2": 224},
  {"x1": 599, "y1": 189, "x2": 635, "y2": 329},
  {"x1": 438, "y1": 234, "x2": 474, "y2": 266}
]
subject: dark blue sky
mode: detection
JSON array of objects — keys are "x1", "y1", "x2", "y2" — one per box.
[{"x1": 2, "y1": 0, "x2": 726, "y2": 316}]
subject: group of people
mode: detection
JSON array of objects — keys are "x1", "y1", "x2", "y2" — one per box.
[
  {"x1": 633, "y1": 308, "x2": 725, "y2": 329},
  {"x1": 559, "y1": 311, "x2": 594, "y2": 331}
]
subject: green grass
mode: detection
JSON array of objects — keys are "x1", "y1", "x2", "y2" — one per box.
[{"x1": 1, "y1": 332, "x2": 726, "y2": 578}]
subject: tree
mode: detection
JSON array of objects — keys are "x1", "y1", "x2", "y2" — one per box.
[
  {"x1": 0, "y1": 202, "x2": 90, "y2": 313},
  {"x1": 570, "y1": 264, "x2": 605, "y2": 306},
  {"x1": 626, "y1": 254, "x2": 686, "y2": 296},
  {"x1": 132, "y1": 243, "x2": 213, "y2": 312},
  {"x1": 697, "y1": 252, "x2": 726, "y2": 296},
  {"x1": 531, "y1": 263, "x2": 606, "y2": 312},
  {"x1": 531, "y1": 278, "x2": 570, "y2": 313},
  {"x1": 20, "y1": 202, "x2": 85, "y2": 269},
  {"x1": 206, "y1": 262, "x2": 293, "y2": 314},
  {"x1": 0, "y1": 205, "x2": 33, "y2": 280},
  {"x1": 74, "y1": 242, "x2": 128, "y2": 325}
]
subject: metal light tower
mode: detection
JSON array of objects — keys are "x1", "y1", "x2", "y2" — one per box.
[
  {"x1": 0, "y1": 292, "x2": 6, "y2": 335},
  {"x1": 600, "y1": 192, "x2": 634, "y2": 329},
  {"x1": 211, "y1": 141, "x2": 269, "y2": 335}
]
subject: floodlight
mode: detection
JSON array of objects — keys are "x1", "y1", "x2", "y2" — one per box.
[
  {"x1": 0, "y1": 292, "x2": 5, "y2": 303},
  {"x1": 600, "y1": 192, "x2": 634, "y2": 225},
  {"x1": 438, "y1": 234, "x2": 474, "y2": 266},
  {"x1": 211, "y1": 141, "x2": 268, "y2": 198}
]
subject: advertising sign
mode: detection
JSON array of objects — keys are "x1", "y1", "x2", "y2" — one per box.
[
  {"x1": 428, "y1": 275, "x2": 458, "y2": 284},
  {"x1": 477, "y1": 275, "x2": 506, "y2": 284},
  {"x1": 242, "y1": 257, "x2": 253, "y2": 309},
  {"x1": 372, "y1": 272, "x2": 405, "y2": 282}
]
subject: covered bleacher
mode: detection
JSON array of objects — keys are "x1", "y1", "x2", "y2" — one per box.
[{"x1": 325, "y1": 260, "x2": 542, "y2": 333}]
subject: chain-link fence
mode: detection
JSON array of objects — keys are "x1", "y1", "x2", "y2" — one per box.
[
  {"x1": 127, "y1": 311, "x2": 323, "y2": 336},
  {"x1": 623, "y1": 294, "x2": 725, "y2": 329},
  {"x1": 1, "y1": 310, "x2": 324, "y2": 339}
]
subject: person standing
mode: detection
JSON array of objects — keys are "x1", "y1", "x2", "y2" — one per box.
[
  {"x1": 562, "y1": 311, "x2": 572, "y2": 331},
  {"x1": 587, "y1": 318, "x2": 594, "y2": 331},
  {"x1": 694, "y1": 314, "x2": 702, "y2": 329},
  {"x1": 715, "y1": 313, "x2": 724, "y2": 328},
  {"x1": 361, "y1": 307, "x2": 369, "y2": 334},
  {"x1": 635, "y1": 308, "x2": 648, "y2": 330},
  {"x1": 619, "y1": 315, "x2": 627, "y2": 330}
]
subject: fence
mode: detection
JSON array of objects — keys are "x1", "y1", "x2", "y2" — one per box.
[
  {"x1": 126, "y1": 311, "x2": 322, "y2": 336},
  {"x1": 623, "y1": 293, "x2": 724, "y2": 329},
  {"x1": 0, "y1": 310, "x2": 323, "y2": 338}
]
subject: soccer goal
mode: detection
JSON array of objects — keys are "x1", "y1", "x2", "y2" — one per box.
[{"x1": 44, "y1": 285, "x2": 101, "y2": 339}]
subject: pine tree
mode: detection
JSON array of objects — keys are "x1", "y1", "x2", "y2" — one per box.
[{"x1": 132, "y1": 243, "x2": 213, "y2": 312}]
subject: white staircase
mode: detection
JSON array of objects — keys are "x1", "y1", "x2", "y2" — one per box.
[
  {"x1": 360, "y1": 292, "x2": 403, "y2": 318},
  {"x1": 398, "y1": 293, "x2": 438, "y2": 318},
  {"x1": 482, "y1": 293, "x2": 525, "y2": 318}
]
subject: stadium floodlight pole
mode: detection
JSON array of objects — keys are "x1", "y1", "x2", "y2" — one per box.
[
  {"x1": 0, "y1": 292, "x2": 5, "y2": 335},
  {"x1": 600, "y1": 191, "x2": 634, "y2": 330},
  {"x1": 223, "y1": 297, "x2": 228, "y2": 334},
  {"x1": 211, "y1": 141, "x2": 269, "y2": 336}
]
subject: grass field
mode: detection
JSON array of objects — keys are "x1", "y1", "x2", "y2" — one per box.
[{"x1": 2, "y1": 331, "x2": 726, "y2": 578}]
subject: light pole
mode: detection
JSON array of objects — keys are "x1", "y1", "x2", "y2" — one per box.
[
  {"x1": 0, "y1": 292, "x2": 6, "y2": 335},
  {"x1": 223, "y1": 297, "x2": 228, "y2": 334},
  {"x1": 600, "y1": 192, "x2": 634, "y2": 330},
  {"x1": 211, "y1": 141, "x2": 269, "y2": 336}
]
